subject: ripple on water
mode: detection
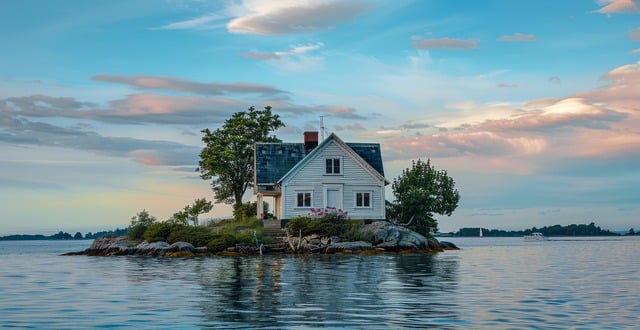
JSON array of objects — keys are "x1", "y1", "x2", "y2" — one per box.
[{"x1": 1, "y1": 238, "x2": 640, "y2": 329}]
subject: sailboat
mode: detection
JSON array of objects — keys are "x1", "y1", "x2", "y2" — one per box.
[{"x1": 479, "y1": 228, "x2": 483, "y2": 237}]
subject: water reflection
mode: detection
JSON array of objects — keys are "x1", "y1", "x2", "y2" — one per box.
[
  {"x1": 191, "y1": 253, "x2": 461, "y2": 328},
  {"x1": 5, "y1": 238, "x2": 638, "y2": 328}
]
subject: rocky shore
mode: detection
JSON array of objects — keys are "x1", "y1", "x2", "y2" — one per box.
[{"x1": 63, "y1": 221, "x2": 459, "y2": 257}]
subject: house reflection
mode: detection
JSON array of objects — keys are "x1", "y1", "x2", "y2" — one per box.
[{"x1": 194, "y1": 253, "x2": 461, "y2": 328}]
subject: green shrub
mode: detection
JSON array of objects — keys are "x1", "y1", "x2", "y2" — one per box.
[
  {"x1": 128, "y1": 224, "x2": 148, "y2": 240},
  {"x1": 204, "y1": 216, "x2": 264, "y2": 252},
  {"x1": 342, "y1": 220, "x2": 371, "y2": 242},
  {"x1": 235, "y1": 229, "x2": 257, "y2": 245},
  {"x1": 207, "y1": 232, "x2": 237, "y2": 252},
  {"x1": 233, "y1": 201, "x2": 257, "y2": 221},
  {"x1": 167, "y1": 226, "x2": 214, "y2": 247},
  {"x1": 285, "y1": 215, "x2": 349, "y2": 237},
  {"x1": 285, "y1": 215, "x2": 372, "y2": 241},
  {"x1": 143, "y1": 222, "x2": 182, "y2": 242}
]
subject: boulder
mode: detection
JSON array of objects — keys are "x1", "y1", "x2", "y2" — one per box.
[
  {"x1": 396, "y1": 228, "x2": 429, "y2": 250},
  {"x1": 363, "y1": 222, "x2": 431, "y2": 251},
  {"x1": 438, "y1": 240, "x2": 460, "y2": 250},
  {"x1": 166, "y1": 242, "x2": 195, "y2": 253},
  {"x1": 85, "y1": 235, "x2": 130, "y2": 256},
  {"x1": 427, "y1": 239, "x2": 441, "y2": 250},
  {"x1": 325, "y1": 241, "x2": 373, "y2": 253},
  {"x1": 136, "y1": 241, "x2": 170, "y2": 256}
]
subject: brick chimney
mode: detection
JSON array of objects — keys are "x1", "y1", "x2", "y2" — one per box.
[{"x1": 304, "y1": 131, "x2": 319, "y2": 154}]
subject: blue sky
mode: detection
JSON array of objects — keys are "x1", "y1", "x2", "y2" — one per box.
[{"x1": 1, "y1": 0, "x2": 639, "y2": 235}]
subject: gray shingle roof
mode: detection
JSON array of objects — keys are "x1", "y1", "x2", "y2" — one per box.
[
  {"x1": 255, "y1": 140, "x2": 384, "y2": 186},
  {"x1": 346, "y1": 143, "x2": 385, "y2": 177},
  {"x1": 255, "y1": 143, "x2": 305, "y2": 184}
]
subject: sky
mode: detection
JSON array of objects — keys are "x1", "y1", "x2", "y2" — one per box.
[{"x1": 1, "y1": 0, "x2": 639, "y2": 235}]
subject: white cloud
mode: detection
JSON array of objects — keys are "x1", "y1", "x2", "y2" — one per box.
[
  {"x1": 497, "y1": 33, "x2": 537, "y2": 42},
  {"x1": 154, "y1": 13, "x2": 224, "y2": 30},
  {"x1": 411, "y1": 38, "x2": 478, "y2": 50},
  {"x1": 242, "y1": 43, "x2": 323, "y2": 60},
  {"x1": 226, "y1": 0, "x2": 372, "y2": 35}
]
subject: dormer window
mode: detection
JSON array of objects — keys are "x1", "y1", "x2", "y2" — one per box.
[{"x1": 325, "y1": 158, "x2": 341, "y2": 175}]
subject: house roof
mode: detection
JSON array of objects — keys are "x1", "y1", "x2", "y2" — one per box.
[
  {"x1": 254, "y1": 133, "x2": 386, "y2": 187},
  {"x1": 254, "y1": 143, "x2": 305, "y2": 184},
  {"x1": 346, "y1": 143, "x2": 385, "y2": 177}
]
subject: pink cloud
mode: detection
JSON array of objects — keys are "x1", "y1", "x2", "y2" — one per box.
[
  {"x1": 109, "y1": 94, "x2": 242, "y2": 117},
  {"x1": 381, "y1": 61, "x2": 640, "y2": 175},
  {"x1": 595, "y1": 0, "x2": 639, "y2": 14},
  {"x1": 92, "y1": 75, "x2": 286, "y2": 96},
  {"x1": 630, "y1": 27, "x2": 640, "y2": 40}
]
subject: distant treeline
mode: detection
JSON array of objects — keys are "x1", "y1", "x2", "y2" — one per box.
[
  {"x1": 454, "y1": 222, "x2": 634, "y2": 237},
  {"x1": 0, "y1": 228, "x2": 128, "y2": 241}
]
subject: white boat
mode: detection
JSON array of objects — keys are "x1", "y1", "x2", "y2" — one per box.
[
  {"x1": 479, "y1": 228, "x2": 483, "y2": 237},
  {"x1": 523, "y1": 232, "x2": 547, "y2": 241}
]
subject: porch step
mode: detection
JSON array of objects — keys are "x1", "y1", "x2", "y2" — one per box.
[{"x1": 261, "y1": 220, "x2": 287, "y2": 252}]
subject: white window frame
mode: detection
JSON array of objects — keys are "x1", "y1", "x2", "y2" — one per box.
[
  {"x1": 354, "y1": 191, "x2": 372, "y2": 208},
  {"x1": 325, "y1": 157, "x2": 342, "y2": 175},
  {"x1": 296, "y1": 191, "x2": 313, "y2": 208}
]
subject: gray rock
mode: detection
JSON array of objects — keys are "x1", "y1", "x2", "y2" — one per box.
[
  {"x1": 194, "y1": 247, "x2": 209, "y2": 254},
  {"x1": 427, "y1": 239, "x2": 442, "y2": 250},
  {"x1": 363, "y1": 221, "x2": 433, "y2": 251},
  {"x1": 396, "y1": 228, "x2": 428, "y2": 249},
  {"x1": 325, "y1": 241, "x2": 373, "y2": 253},
  {"x1": 167, "y1": 242, "x2": 195, "y2": 253},
  {"x1": 438, "y1": 241, "x2": 459, "y2": 250},
  {"x1": 85, "y1": 235, "x2": 130, "y2": 255},
  {"x1": 136, "y1": 241, "x2": 170, "y2": 256}
]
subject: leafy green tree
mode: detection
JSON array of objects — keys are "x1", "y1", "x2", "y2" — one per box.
[
  {"x1": 187, "y1": 198, "x2": 213, "y2": 226},
  {"x1": 169, "y1": 198, "x2": 213, "y2": 226},
  {"x1": 198, "y1": 106, "x2": 284, "y2": 209},
  {"x1": 168, "y1": 210, "x2": 189, "y2": 226},
  {"x1": 128, "y1": 209, "x2": 157, "y2": 240},
  {"x1": 387, "y1": 159, "x2": 460, "y2": 236}
]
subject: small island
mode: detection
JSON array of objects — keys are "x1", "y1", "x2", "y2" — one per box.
[
  {"x1": 64, "y1": 206, "x2": 460, "y2": 257},
  {"x1": 64, "y1": 106, "x2": 462, "y2": 257}
]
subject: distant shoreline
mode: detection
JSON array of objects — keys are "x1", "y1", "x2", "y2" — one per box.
[{"x1": 0, "y1": 228, "x2": 127, "y2": 241}]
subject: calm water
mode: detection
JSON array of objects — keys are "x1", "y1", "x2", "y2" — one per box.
[{"x1": 1, "y1": 237, "x2": 638, "y2": 329}]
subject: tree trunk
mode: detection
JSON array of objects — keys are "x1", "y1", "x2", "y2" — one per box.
[{"x1": 234, "y1": 189, "x2": 243, "y2": 211}]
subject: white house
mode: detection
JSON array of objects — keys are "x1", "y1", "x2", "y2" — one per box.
[{"x1": 254, "y1": 132, "x2": 388, "y2": 224}]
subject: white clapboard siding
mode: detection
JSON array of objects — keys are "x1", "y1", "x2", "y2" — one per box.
[{"x1": 281, "y1": 140, "x2": 385, "y2": 220}]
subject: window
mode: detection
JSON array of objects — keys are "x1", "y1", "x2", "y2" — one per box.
[
  {"x1": 325, "y1": 158, "x2": 341, "y2": 174},
  {"x1": 297, "y1": 192, "x2": 312, "y2": 207},
  {"x1": 355, "y1": 192, "x2": 371, "y2": 208}
]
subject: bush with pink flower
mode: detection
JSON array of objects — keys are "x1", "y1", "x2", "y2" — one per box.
[
  {"x1": 286, "y1": 206, "x2": 352, "y2": 237},
  {"x1": 310, "y1": 206, "x2": 348, "y2": 221}
]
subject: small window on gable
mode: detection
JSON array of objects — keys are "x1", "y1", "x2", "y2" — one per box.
[
  {"x1": 355, "y1": 192, "x2": 371, "y2": 208},
  {"x1": 297, "y1": 192, "x2": 312, "y2": 207},
  {"x1": 325, "y1": 158, "x2": 341, "y2": 174}
]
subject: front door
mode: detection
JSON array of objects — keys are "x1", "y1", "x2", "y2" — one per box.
[{"x1": 324, "y1": 185, "x2": 342, "y2": 209}]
